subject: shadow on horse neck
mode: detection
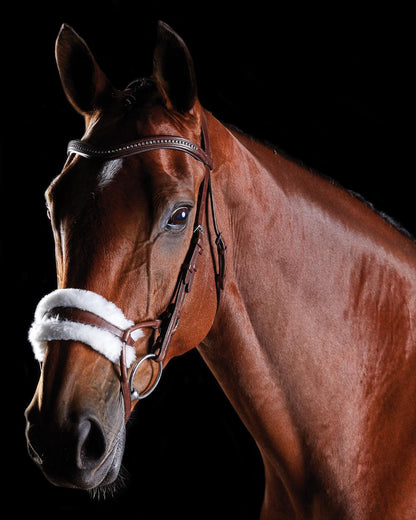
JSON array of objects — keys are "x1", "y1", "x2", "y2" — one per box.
[{"x1": 25, "y1": 22, "x2": 416, "y2": 519}]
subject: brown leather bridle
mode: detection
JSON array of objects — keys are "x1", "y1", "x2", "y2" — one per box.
[{"x1": 55, "y1": 111, "x2": 225, "y2": 422}]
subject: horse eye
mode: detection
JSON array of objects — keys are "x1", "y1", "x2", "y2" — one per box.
[{"x1": 167, "y1": 207, "x2": 190, "y2": 229}]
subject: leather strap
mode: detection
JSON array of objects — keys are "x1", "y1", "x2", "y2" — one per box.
[
  {"x1": 67, "y1": 135, "x2": 213, "y2": 169},
  {"x1": 46, "y1": 307, "x2": 129, "y2": 344},
  {"x1": 148, "y1": 113, "x2": 213, "y2": 363},
  {"x1": 45, "y1": 307, "x2": 161, "y2": 348}
]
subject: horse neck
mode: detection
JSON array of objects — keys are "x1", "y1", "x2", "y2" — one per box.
[
  {"x1": 200, "y1": 112, "x2": 416, "y2": 513},
  {"x1": 201, "y1": 115, "x2": 315, "y2": 503}
]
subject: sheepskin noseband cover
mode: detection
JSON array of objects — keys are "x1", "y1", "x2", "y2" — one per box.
[{"x1": 28, "y1": 288, "x2": 143, "y2": 367}]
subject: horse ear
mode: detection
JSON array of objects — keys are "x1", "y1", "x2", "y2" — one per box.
[
  {"x1": 55, "y1": 24, "x2": 114, "y2": 115},
  {"x1": 153, "y1": 21, "x2": 197, "y2": 113}
]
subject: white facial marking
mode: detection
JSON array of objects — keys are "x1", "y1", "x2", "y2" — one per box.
[{"x1": 97, "y1": 158, "x2": 124, "y2": 188}]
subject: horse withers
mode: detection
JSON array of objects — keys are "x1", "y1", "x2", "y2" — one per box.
[{"x1": 25, "y1": 22, "x2": 416, "y2": 518}]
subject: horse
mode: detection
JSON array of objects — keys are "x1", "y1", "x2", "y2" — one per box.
[{"x1": 25, "y1": 21, "x2": 416, "y2": 518}]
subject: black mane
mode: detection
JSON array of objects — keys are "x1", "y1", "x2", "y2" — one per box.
[{"x1": 228, "y1": 123, "x2": 415, "y2": 243}]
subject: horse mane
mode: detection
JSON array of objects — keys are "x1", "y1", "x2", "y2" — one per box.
[
  {"x1": 345, "y1": 189, "x2": 415, "y2": 242},
  {"x1": 226, "y1": 123, "x2": 415, "y2": 243}
]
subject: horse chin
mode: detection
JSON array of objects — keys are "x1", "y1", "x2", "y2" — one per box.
[{"x1": 89, "y1": 464, "x2": 130, "y2": 500}]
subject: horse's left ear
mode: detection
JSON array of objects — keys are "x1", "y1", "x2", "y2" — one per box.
[
  {"x1": 153, "y1": 21, "x2": 197, "y2": 113},
  {"x1": 55, "y1": 24, "x2": 115, "y2": 116}
]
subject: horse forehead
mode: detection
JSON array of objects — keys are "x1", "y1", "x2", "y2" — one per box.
[
  {"x1": 48, "y1": 152, "x2": 196, "y2": 223},
  {"x1": 75, "y1": 119, "x2": 201, "y2": 188},
  {"x1": 47, "y1": 103, "x2": 202, "y2": 209}
]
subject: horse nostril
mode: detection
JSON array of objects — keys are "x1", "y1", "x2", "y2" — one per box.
[{"x1": 77, "y1": 418, "x2": 107, "y2": 470}]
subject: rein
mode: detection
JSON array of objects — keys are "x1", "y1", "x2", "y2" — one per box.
[{"x1": 38, "y1": 112, "x2": 225, "y2": 422}]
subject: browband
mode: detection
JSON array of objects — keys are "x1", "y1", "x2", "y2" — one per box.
[{"x1": 67, "y1": 135, "x2": 213, "y2": 168}]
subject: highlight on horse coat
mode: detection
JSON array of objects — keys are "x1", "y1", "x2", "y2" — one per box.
[{"x1": 25, "y1": 21, "x2": 416, "y2": 519}]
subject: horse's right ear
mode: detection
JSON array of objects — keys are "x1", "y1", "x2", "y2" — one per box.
[
  {"x1": 55, "y1": 24, "x2": 114, "y2": 116},
  {"x1": 153, "y1": 21, "x2": 197, "y2": 113}
]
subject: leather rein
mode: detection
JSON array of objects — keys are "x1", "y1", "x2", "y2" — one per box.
[{"x1": 59, "y1": 112, "x2": 225, "y2": 422}]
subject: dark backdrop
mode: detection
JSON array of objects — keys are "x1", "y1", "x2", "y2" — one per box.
[{"x1": 5, "y1": 2, "x2": 413, "y2": 518}]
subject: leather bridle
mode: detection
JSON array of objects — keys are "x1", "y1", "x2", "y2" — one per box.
[{"x1": 56, "y1": 111, "x2": 225, "y2": 422}]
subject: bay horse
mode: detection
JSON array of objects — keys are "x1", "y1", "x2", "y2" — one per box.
[{"x1": 25, "y1": 22, "x2": 416, "y2": 518}]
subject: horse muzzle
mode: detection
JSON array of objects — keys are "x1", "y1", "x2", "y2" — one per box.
[
  {"x1": 25, "y1": 401, "x2": 125, "y2": 489},
  {"x1": 24, "y1": 288, "x2": 164, "y2": 490}
]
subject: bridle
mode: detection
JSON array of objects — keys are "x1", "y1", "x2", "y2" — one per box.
[{"x1": 51, "y1": 111, "x2": 225, "y2": 422}]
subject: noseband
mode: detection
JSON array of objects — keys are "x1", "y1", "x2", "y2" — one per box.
[{"x1": 32, "y1": 111, "x2": 225, "y2": 422}]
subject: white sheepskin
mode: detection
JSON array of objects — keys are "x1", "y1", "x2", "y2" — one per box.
[{"x1": 28, "y1": 288, "x2": 144, "y2": 367}]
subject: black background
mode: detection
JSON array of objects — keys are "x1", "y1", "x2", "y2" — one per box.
[{"x1": 5, "y1": 1, "x2": 413, "y2": 518}]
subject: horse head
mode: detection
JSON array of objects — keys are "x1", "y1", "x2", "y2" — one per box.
[{"x1": 25, "y1": 22, "x2": 220, "y2": 491}]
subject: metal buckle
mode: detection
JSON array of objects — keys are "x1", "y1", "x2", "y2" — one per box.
[{"x1": 193, "y1": 224, "x2": 204, "y2": 235}]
